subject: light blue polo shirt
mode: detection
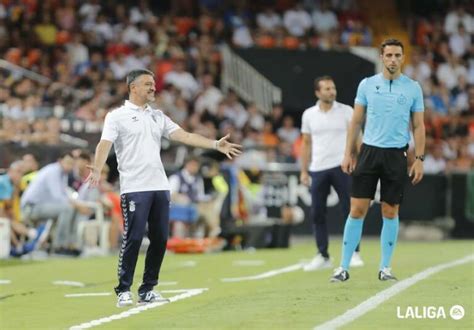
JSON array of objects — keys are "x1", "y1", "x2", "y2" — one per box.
[
  {"x1": 0, "y1": 174, "x2": 13, "y2": 201},
  {"x1": 355, "y1": 73, "x2": 424, "y2": 148}
]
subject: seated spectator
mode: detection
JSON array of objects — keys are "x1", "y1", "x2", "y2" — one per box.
[
  {"x1": 261, "y1": 120, "x2": 279, "y2": 147},
  {"x1": 277, "y1": 115, "x2": 300, "y2": 144},
  {"x1": 169, "y1": 156, "x2": 204, "y2": 237},
  {"x1": 20, "y1": 151, "x2": 80, "y2": 255},
  {"x1": 197, "y1": 160, "x2": 229, "y2": 237},
  {"x1": 424, "y1": 143, "x2": 447, "y2": 174},
  {"x1": 449, "y1": 23, "x2": 471, "y2": 58},
  {"x1": 283, "y1": 3, "x2": 312, "y2": 37},
  {"x1": 341, "y1": 19, "x2": 372, "y2": 46},
  {"x1": 444, "y1": 5, "x2": 473, "y2": 35},
  {"x1": 403, "y1": 49, "x2": 432, "y2": 87},
  {"x1": 169, "y1": 156, "x2": 228, "y2": 238},
  {"x1": 194, "y1": 73, "x2": 223, "y2": 116},
  {"x1": 257, "y1": 6, "x2": 282, "y2": 32},
  {"x1": 164, "y1": 58, "x2": 199, "y2": 101},
  {"x1": 0, "y1": 161, "x2": 49, "y2": 256},
  {"x1": 311, "y1": 1, "x2": 339, "y2": 34}
]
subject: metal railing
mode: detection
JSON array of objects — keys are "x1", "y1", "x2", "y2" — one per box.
[
  {"x1": 0, "y1": 59, "x2": 51, "y2": 84},
  {"x1": 221, "y1": 44, "x2": 282, "y2": 115}
]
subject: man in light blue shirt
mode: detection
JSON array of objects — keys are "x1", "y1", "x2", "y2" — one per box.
[
  {"x1": 331, "y1": 39, "x2": 426, "y2": 282},
  {"x1": 21, "y1": 151, "x2": 78, "y2": 252}
]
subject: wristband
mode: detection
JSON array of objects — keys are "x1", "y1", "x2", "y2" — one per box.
[{"x1": 214, "y1": 140, "x2": 218, "y2": 150}]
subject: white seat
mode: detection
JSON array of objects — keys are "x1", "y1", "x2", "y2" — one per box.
[{"x1": 76, "y1": 202, "x2": 110, "y2": 255}]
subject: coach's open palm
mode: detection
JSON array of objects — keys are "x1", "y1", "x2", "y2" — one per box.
[
  {"x1": 216, "y1": 134, "x2": 243, "y2": 159},
  {"x1": 85, "y1": 165, "x2": 101, "y2": 187},
  {"x1": 409, "y1": 160, "x2": 424, "y2": 185}
]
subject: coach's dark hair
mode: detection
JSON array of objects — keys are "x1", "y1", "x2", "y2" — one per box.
[
  {"x1": 380, "y1": 38, "x2": 404, "y2": 54},
  {"x1": 126, "y1": 69, "x2": 154, "y2": 92},
  {"x1": 314, "y1": 75, "x2": 334, "y2": 91}
]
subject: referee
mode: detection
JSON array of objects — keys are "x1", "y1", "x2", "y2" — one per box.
[
  {"x1": 87, "y1": 69, "x2": 242, "y2": 307},
  {"x1": 331, "y1": 39, "x2": 425, "y2": 282}
]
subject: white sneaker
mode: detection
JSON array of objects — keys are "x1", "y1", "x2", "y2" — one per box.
[
  {"x1": 349, "y1": 252, "x2": 365, "y2": 268},
  {"x1": 303, "y1": 254, "x2": 332, "y2": 271},
  {"x1": 137, "y1": 291, "x2": 170, "y2": 305},
  {"x1": 117, "y1": 291, "x2": 133, "y2": 307}
]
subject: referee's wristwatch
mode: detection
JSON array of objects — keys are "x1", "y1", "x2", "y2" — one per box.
[{"x1": 415, "y1": 155, "x2": 425, "y2": 162}]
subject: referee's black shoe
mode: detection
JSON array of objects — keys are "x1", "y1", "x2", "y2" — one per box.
[{"x1": 330, "y1": 267, "x2": 350, "y2": 282}]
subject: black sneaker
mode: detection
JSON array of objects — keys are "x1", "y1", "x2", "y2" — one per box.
[
  {"x1": 137, "y1": 291, "x2": 170, "y2": 305},
  {"x1": 378, "y1": 268, "x2": 397, "y2": 281},
  {"x1": 330, "y1": 267, "x2": 350, "y2": 282}
]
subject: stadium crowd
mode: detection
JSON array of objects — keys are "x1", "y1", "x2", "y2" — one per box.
[{"x1": 0, "y1": 0, "x2": 473, "y2": 257}]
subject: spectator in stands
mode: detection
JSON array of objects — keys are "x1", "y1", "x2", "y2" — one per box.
[
  {"x1": 261, "y1": 120, "x2": 279, "y2": 147},
  {"x1": 424, "y1": 143, "x2": 447, "y2": 174},
  {"x1": 223, "y1": 89, "x2": 248, "y2": 129},
  {"x1": 71, "y1": 150, "x2": 92, "y2": 191},
  {"x1": 277, "y1": 115, "x2": 300, "y2": 144},
  {"x1": 449, "y1": 23, "x2": 471, "y2": 58},
  {"x1": 20, "y1": 153, "x2": 39, "y2": 195},
  {"x1": 444, "y1": 5, "x2": 473, "y2": 35},
  {"x1": 164, "y1": 58, "x2": 199, "y2": 101},
  {"x1": 194, "y1": 73, "x2": 223, "y2": 116},
  {"x1": 283, "y1": 2, "x2": 312, "y2": 37},
  {"x1": 257, "y1": 6, "x2": 282, "y2": 33},
  {"x1": 436, "y1": 54, "x2": 468, "y2": 90},
  {"x1": 403, "y1": 49, "x2": 432, "y2": 88},
  {"x1": 20, "y1": 151, "x2": 80, "y2": 255},
  {"x1": 246, "y1": 103, "x2": 265, "y2": 131},
  {"x1": 169, "y1": 156, "x2": 205, "y2": 237},
  {"x1": 0, "y1": 161, "x2": 49, "y2": 256},
  {"x1": 311, "y1": 1, "x2": 339, "y2": 34}
]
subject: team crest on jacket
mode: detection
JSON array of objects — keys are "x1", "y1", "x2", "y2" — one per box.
[{"x1": 129, "y1": 201, "x2": 136, "y2": 212}]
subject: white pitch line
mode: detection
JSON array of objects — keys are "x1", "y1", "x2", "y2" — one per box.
[
  {"x1": 69, "y1": 288, "x2": 208, "y2": 330},
  {"x1": 314, "y1": 254, "x2": 474, "y2": 330},
  {"x1": 221, "y1": 263, "x2": 303, "y2": 282},
  {"x1": 65, "y1": 293, "x2": 112, "y2": 298},
  {"x1": 158, "y1": 281, "x2": 178, "y2": 286},
  {"x1": 232, "y1": 260, "x2": 265, "y2": 266},
  {"x1": 53, "y1": 280, "x2": 85, "y2": 287},
  {"x1": 0, "y1": 280, "x2": 11, "y2": 284}
]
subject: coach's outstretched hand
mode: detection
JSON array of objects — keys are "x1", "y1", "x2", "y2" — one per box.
[
  {"x1": 216, "y1": 134, "x2": 243, "y2": 159},
  {"x1": 85, "y1": 165, "x2": 101, "y2": 187}
]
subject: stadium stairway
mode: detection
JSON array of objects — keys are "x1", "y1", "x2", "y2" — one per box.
[{"x1": 358, "y1": 0, "x2": 412, "y2": 60}]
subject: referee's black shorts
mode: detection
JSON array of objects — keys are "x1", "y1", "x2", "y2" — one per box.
[{"x1": 351, "y1": 143, "x2": 408, "y2": 205}]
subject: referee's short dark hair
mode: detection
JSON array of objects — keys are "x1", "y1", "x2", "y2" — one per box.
[
  {"x1": 380, "y1": 38, "x2": 404, "y2": 54},
  {"x1": 126, "y1": 69, "x2": 154, "y2": 90},
  {"x1": 314, "y1": 75, "x2": 334, "y2": 91}
]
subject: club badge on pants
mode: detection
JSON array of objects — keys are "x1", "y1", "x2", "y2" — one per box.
[{"x1": 129, "y1": 201, "x2": 136, "y2": 212}]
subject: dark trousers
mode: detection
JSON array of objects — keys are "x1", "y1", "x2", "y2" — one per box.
[
  {"x1": 310, "y1": 166, "x2": 358, "y2": 258},
  {"x1": 114, "y1": 190, "x2": 170, "y2": 295}
]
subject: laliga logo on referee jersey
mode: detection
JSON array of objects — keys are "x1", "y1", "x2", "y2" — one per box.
[{"x1": 397, "y1": 305, "x2": 465, "y2": 320}]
